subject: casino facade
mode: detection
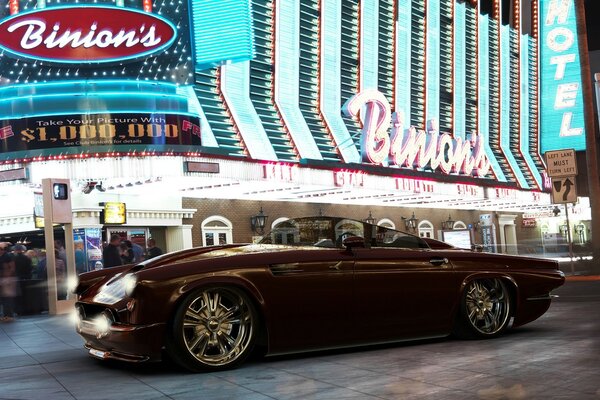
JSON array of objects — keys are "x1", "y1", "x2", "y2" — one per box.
[{"x1": 0, "y1": 0, "x2": 593, "y2": 261}]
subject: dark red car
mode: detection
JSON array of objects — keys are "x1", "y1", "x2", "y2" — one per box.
[{"x1": 74, "y1": 216, "x2": 565, "y2": 371}]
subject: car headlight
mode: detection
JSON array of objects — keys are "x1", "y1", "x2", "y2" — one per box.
[
  {"x1": 67, "y1": 275, "x2": 79, "y2": 294},
  {"x1": 93, "y1": 273, "x2": 137, "y2": 305}
]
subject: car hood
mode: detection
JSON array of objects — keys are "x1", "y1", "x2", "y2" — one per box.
[{"x1": 139, "y1": 243, "x2": 325, "y2": 269}]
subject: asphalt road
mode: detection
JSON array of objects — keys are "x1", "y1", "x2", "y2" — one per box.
[{"x1": 0, "y1": 279, "x2": 599, "y2": 399}]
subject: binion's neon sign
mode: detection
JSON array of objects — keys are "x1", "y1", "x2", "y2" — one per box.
[
  {"x1": 343, "y1": 90, "x2": 491, "y2": 178},
  {"x1": 0, "y1": 6, "x2": 177, "y2": 63}
]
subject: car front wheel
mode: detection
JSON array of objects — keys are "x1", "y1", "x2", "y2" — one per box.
[
  {"x1": 455, "y1": 278, "x2": 511, "y2": 339},
  {"x1": 167, "y1": 286, "x2": 258, "y2": 372}
]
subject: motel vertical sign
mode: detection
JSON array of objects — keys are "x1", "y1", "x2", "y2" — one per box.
[{"x1": 540, "y1": 0, "x2": 586, "y2": 153}]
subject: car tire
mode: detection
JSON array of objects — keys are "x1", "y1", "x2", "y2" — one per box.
[
  {"x1": 454, "y1": 278, "x2": 511, "y2": 339},
  {"x1": 166, "y1": 286, "x2": 258, "y2": 372}
]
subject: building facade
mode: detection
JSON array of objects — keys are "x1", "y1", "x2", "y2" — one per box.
[{"x1": 0, "y1": 0, "x2": 592, "y2": 263}]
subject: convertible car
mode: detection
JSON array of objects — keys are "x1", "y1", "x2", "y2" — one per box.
[{"x1": 73, "y1": 216, "x2": 565, "y2": 372}]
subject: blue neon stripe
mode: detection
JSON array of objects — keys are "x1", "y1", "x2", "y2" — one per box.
[
  {"x1": 453, "y1": 2, "x2": 465, "y2": 139},
  {"x1": 425, "y1": 0, "x2": 440, "y2": 124},
  {"x1": 519, "y1": 36, "x2": 543, "y2": 188},
  {"x1": 478, "y1": 16, "x2": 506, "y2": 181},
  {"x1": 0, "y1": 80, "x2": 192, "y2": 119},
  {"x1": 501, "y1": 25, "x2": 529, "y2": 188},
  {"x1": 191, "y1": 0, "x2": 255, "y2": 69},
  {"x1": 274, "y1": 0, "x2": 322, "y2": 161},
  {"x1": 360, "y1": 0, "x2": 379, "y2": 90},
  {"x1": 395, "y1": 0, "x2": 411, "y2": 122},
  {"x1": 220, "y1": 61, "x2": 278, "y2": 161},
  {"x1": 321, "y1": 0, "x2": 360, "y2": 163}
]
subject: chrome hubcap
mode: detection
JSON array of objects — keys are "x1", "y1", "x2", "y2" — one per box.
[
  {"x1": 465, "y1": 279, "x2": 510, "y2": 335},
  {"x1": 182, "y1": 288, "x2": 254, "y2": 367}
]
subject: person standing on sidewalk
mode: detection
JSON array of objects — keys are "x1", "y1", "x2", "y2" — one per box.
[
  {"x1": 0, "y1": 243, "x2": 17, "y2": 322},
  {"x1": 102, "y1": 234, "x2": 123, "y2": 268}
]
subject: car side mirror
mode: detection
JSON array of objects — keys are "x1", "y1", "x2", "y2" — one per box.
[{"x1": 342, "y1": 236, "x2": 365, "y2": 250}]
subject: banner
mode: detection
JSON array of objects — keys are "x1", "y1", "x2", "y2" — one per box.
[{"x1": 0, "y1": 113, "x2": 201, "y2": 156}]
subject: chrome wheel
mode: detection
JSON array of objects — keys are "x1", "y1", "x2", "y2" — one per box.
[
  {"x1": 170, "y1": 287, "x2": 257, "y2": 371},
  {"x1": 463, "y1": 279, "x2": 510, "y2": 337}
]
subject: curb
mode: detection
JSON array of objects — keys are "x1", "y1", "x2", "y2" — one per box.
[{"x1": 565, "y1": 275, "x2": 600, "y2": 282}]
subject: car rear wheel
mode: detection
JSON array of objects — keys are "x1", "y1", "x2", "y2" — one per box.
[
  {"x1": 455, "y1": 278, "x2": 511, "y2": 339},
  {"x1": 167, "y1": 286, "x2": 258, "y2": 372}
]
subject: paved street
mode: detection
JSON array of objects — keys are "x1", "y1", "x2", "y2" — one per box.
[{"x1": 1, "y1": 279, "x2": 599, "y2": 400}]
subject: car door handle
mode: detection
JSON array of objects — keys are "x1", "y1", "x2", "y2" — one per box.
[
  {"x1": 328, "y1": 261, "x2": 343, "y2": 271},
  {"x1": 429, "y1": 257, "x2": 449, "y2": 266}
]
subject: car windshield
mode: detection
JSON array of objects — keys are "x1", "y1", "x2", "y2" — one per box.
[{"x1": 259, "y1": 216, "x2": 430, "y2": 249}]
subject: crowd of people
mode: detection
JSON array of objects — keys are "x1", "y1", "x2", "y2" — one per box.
[
  {"x1": 101, "y1": 234, "x2": 162, "y2": 268},
  {"x1": 0, "y1": 236, "x2": 162, "y2": 322}
]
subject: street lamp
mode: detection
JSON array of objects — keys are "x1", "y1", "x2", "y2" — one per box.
[
  {"x1": 250, "y1": 207, "x2": 268, "y2": 235},
  {"x1": 442, "y1": 214, "x2": 455, "y2": 230},
  {"x1": 402, "y1": 212, "x2": 418, "y2": 232},
  {"x1": 364, "y1": 211, "x2": 376, "y2": 225}
]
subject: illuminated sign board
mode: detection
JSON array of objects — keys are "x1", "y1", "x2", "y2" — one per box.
[
  {"x1": 0, "y1": 6, "x2": 177, "y2": 64},
  {"x1": 0, "y1": 1, "x2": 254, "y2": 161},
  {"x1": 342, "y1": 90, "x2": 491, "y2": 178},
  {"x1": 0, "y1": 113, "x2": 201, "y2": 155},
  {"x1": 540, "y1": 0, "x2": 586, "y2": 152},
  {"x1": 100, "y1": 202, "x2": 127, "y2": 225}
]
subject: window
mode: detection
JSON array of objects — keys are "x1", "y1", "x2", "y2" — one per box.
[
  {"x1": 453, "y1": 221, "x2": 467, "y2": 230},
  {"x1": 269, "y1": 217, "x2": 298, "y2": 245},
  {"x1": 201, "y1": 216, "x2": 233, "y2": 246},
  {"x1": 377, "y1": 218, "x2": 396, "y2": 229},
  {"x1": 418, "y1": 220, "x2": 434, "y2": 238}
]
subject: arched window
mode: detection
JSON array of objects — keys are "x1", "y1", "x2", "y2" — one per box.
[
  {"x1": 453, "y1": 221, "x2": 467, "y2": 230},
  {"x1": 271, "y1": 217, "x2": 290, "y2": 229},
  {"x1": 418, "y1": 220, "x2": 434, "y2": 238},
  {"x1": 377, "y1": 218, "x2": 396, "y2": 229},
  {"x1": 269, "y1": 217, "x2": 298, "y2": 244},
  {"x1": 201, "y1": 216, "x2": 233, "y2": 246}
]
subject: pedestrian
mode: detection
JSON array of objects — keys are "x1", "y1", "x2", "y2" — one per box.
[
  {"x1": 102, "y1": 234, "x2": 123, "y2": 268},
  {"x1": 13, "y1": 244, "x2": 32, "y2": 315},
  {"x1": 131, "y1": 241, "x2": 144, "y2": 263},
  {"x1": 0, "y1": 243, "x2": 17, "y2": 321},
  {"x1": 120, "y1": 240, "x2": 134, "y2": 264},
  {"x1": 54, "y1": 249, "x2": 67, "y2": 300},
  {"x1": 54, "y1": 240, "x2": 67, "y2": 267},
  {"x1": 145, "y1": 238, "x2": 163, "y2": 259}
]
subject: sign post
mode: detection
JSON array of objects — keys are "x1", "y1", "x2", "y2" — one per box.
[
  {"x1": 42, "y1": 178, "x2": 76, "y2": 315},
  {"x1": 545, "y1": 150, "x2": 578, "y2": 274}
]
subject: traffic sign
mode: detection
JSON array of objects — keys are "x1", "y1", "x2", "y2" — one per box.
[
  {"x1": 545, "y1": 149, "x2": 578, "y2": 178},
  {"x1": 551, "y1": 177, "x2": 577, "y2": 204}
]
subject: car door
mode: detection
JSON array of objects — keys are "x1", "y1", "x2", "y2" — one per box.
[
  {"x1": 352, "y1": 245, "x2": 461, "y2": 342},
  {"x1": 261, "y1": 248, "x2": 355, "y2": 353}
]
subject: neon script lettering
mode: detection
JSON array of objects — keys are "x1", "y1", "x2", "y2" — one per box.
[
  {"x1": 343, "y1": 89, "x2": 491, "y2": 178},
  {"x1": 9, "y1": 20, "x2": 161, "y2": 50},
  {"x1": 0, "y1": 7, "x2": 176, "y2": 62}
]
